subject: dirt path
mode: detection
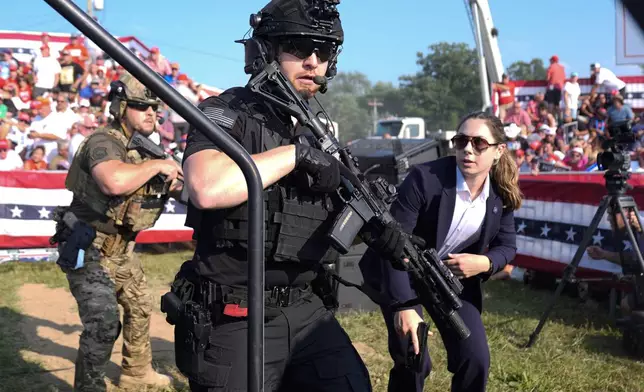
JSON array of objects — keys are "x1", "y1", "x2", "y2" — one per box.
[
  {"x1": 15, "y1": 283, "x2": 381, "y2": 391},
  {"x1": 17, "y1": 283, "x2": 177, "y2": 391}
]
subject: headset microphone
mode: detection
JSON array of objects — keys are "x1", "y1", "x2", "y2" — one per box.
[{"x1": 313, "y1": 75, "x2": 328, "y2": 94}]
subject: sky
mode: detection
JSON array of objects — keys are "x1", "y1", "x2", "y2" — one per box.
[{"x1": 3, "y1": 0, "x2": 643, "y2": 90}]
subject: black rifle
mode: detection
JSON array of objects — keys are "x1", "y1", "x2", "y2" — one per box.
[
  {"x1": 127, "y1": 131, "x2": 189, "y2": 204},
  {"x1": 247, "y1": 62, "x2": 470, "y2": 340}
]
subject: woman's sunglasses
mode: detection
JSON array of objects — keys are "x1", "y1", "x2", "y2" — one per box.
[
  {"x1": 279, "y1": 38, "x2": 335, "y2": 63},
  {"x1": 451, "y1": 134, "x2": 500, "y2": 153}
]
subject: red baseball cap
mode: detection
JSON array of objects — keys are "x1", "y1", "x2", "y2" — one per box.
[
  {"x1": 0, "y1": 139, "x2": 9, "y2": 149},
  {"x1": 515, "y1": 149, "x2": 525, "y2": 158}
]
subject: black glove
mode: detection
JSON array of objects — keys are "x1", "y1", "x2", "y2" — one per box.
[
  {"x1": 294, "y1": 143, "x2": 341, "y2": 193},
  {"x1": 361, "y1": 221, "x2": 407, "y2": 261}
]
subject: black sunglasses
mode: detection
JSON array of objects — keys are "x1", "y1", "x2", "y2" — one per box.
[
  {"x1": 451, "y1": 134, "x2": 501, "y2": 152},
  {"x1": 279, "y1": 38, "x2": 335, "y2": 63},
  {"x1": 127, "y1": 101, "x2": 158, "y2": 112}
]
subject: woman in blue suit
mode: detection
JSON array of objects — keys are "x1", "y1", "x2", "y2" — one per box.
[{"x1": 361, "y1": 111, "x2": 522, "y2": 392}]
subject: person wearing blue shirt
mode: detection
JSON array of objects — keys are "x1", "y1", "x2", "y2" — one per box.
[{"x1": 607, "y1": 95, "x2": 634, "y2": 127}]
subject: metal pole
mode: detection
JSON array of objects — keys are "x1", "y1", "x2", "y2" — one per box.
[
  {"x1": 368, "y1": 98, "x2": 382, "y2": 137},
  {"x1": 42, "y1": 1, "x2": 265, "y2": 390},
  {"x1": 470, "y1": 1, "x2": 492, "y2": 113}
]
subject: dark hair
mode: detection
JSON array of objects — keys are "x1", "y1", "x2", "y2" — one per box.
[
  {"x1": 31, "y1": 145, "x2": 45, "y2": 156},
  {"x1": 455, "y1": 111, "x2": 523, "y2": 211}
]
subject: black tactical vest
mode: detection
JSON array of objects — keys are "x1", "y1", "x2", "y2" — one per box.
[{"x1": 185, "y1": 87, "x2": 340, "y2": 266}]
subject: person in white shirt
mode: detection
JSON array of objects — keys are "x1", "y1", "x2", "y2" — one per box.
[
  {"x1": 32, "y1": 45, "x2": 61, "y2": 98},
  {"x1": 8, "y1": 112, "x2": 34, "y2": 156},
  {"x1": 590, "y1": 63, "x2": 626, "y2": 97},
  {"x1": 68, "y1": 115, "x2": 97, "y2": 164},
  {"x1": 0, "y1": 139, "x2": 23, "y2": 171},
  {"x1": 30, "y1": 95, "x2": 80, "y2": 162},
  {"x1": 168, "y1": 74, "x2": 199, "y2": 141},
  {"x1": 563, "y1": 72, "x2": 581, "y2": 120},
  {"x1": 363, "y1": 111, "x2": 521, "y2": 392}
]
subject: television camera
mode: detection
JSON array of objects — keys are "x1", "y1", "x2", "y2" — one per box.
[
  {"x1": 597, "y1": 120, "x2": 636, "y2": 194},
  {"x1": 529, "y1": 119, "x2": 644, "y2": 358}
]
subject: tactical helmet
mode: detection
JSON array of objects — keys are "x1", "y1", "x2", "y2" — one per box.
[
  {"x1": 109, "y1": 72, "x2": 160, "y2": 106},
  {"x1": 108, "y1": 72, "x2": 160, "y2": 121},
  {"x1": 252, "y1": 0, "x2": 344, "y2": 45}
]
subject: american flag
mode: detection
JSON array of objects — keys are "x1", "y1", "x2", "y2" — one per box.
[
  {"x1": 513, "y1": 173, "x2": 644, "y2": 278},
  {"x1": 0, "y1": 171, "x2": 193, "y2": 251},
  {"x1": 2, "y1": 171, "x2": 644, "y2": 277}
]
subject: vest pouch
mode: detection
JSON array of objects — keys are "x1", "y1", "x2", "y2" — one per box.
[
  {"x1": 123, "y1": 194, "x2": 166, "y2": 232},
  {"x1": 106, "y1": 196, "x2": 129, "y2": 226},
  {"x1": 271, "y1": 191, "x2": 339, "y2": 264}
]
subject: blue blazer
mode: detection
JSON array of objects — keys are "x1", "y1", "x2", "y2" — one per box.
[{"x1": 360, "y1": 155, "x2": 517, "y2": 313}]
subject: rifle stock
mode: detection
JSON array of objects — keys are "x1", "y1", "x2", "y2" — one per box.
[{"x1": 248, "y1": 62, "x2": 471, "y2": 340}]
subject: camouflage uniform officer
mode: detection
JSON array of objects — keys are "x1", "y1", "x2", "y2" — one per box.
[{"x1": 51, "y1": 72, "x2": 183, "y2": 391}]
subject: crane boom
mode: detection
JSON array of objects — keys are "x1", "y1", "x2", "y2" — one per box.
[{"x1": 466, "y1": 0, "x2": 505, "y2": 113}]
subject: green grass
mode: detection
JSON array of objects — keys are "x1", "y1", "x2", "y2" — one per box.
[
  {"x1": 338, "y1": 281, "x2": 644, "y2": 392},
  {"x1": 0, "y1": 251, "x2": 643, "y2": 392}
]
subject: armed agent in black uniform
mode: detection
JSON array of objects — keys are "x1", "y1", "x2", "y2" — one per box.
[{"x1": 165, "y1": 0, "x2": 373, "y2": 391}]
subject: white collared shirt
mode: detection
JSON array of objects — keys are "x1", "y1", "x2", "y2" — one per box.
[{"x1": 437, "y1": 166, "x2": 490, "y2": 259}]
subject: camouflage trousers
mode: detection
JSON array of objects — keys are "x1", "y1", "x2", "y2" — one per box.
[{"x1": 62, "y1": 233, "x2": 153, "y2": 392}]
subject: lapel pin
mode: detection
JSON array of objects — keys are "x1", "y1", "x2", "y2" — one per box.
[{"x1": 493, "y1": 206, "x2": 498, "y2": 214}]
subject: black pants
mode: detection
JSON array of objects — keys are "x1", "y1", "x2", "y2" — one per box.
[
  {"x1": 382, "y1": 300, "x2": 490, "y2": 392},
  {"x1": 178, "y1": 291, "x2": 372, "y2": 392},
  {"x1": 545, "y1": 88, "x2": 562, "y2": 106}
]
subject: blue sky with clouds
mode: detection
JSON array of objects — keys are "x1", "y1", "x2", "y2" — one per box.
[{"x1": 4, "y1": 0, "x2": 643, "y2": 89}]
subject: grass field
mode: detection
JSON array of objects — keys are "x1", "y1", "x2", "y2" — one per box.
[{"x1": 1, "y1": 249, "x2": 643, "y2": 392}]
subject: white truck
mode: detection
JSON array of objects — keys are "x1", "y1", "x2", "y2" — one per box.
[
  {"x1": 371, "y1": 117, "x2": 457, "y2": 146},
  {"x1": 371, "y1": 117, "x2": 425, "y2": 139}
]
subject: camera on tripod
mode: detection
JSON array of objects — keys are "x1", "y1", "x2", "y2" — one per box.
[
  {"x1": 597, "y1": 120, "x2": 634, "y2": 173},
  {"x1": 528, "y1": 119, "x2": 644, "y2": 357},
  {"x1": 596, "y1": 120, "x2": 635, "y2": 194}
]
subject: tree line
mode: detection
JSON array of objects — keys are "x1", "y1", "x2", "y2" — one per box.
[{"x1": 315, "y1": 41, "x2": 549, "y2": 144}]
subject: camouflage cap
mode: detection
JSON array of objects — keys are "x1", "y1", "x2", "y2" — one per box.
[{"x1": 117, "y1": 72, "x2": 160, "y2": 105}]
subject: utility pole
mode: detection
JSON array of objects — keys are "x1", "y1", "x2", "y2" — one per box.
[
  {"x1": 87, "y1": 0, "x2": 93, "y2": 17},
  {"x1": 367, "y1": 98, "x2": 383, "y2": 136}
]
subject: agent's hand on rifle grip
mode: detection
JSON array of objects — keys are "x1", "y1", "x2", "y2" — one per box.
[
  {"x1": 156, "y1": 159, "x2": 183, "y2": 182},
  {"x1": 294, "y1": 143, "x2": 341, "y2": 192}
]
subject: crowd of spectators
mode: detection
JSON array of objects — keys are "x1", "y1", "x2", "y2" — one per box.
[
  {"x1": 2, "y1": 40, "x2": 642, "y2": 176},
  {"x1": 0, "y1": 32, "x2": 203, "y2": 171},
  {"x1": 494, "y1": 56, "x2": 642, "y2": 174}
]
